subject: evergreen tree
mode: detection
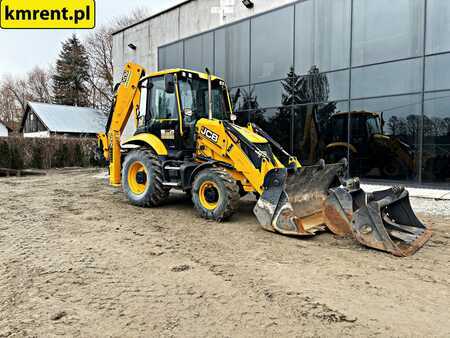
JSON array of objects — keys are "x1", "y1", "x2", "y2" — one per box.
[
  {"x1": 276, "y1": 66, "x2": 334, "y2": 163},
  {"x1": 281, "y1": 66, "x2": 303, "y2": 107},
  {"x1": 52, "y1": 34, "x2": 90, "y2": 106}
]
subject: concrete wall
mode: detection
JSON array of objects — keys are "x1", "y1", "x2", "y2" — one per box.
[
  {"x1": 112, "y1": 0, "x2": 296, "y2": 82},
  {"x1": 0, "y1": 123, "x2": 8, "y2": 137}
]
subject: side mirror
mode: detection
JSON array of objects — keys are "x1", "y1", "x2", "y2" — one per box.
[{"x1": 165, "y1": 74, "x2": 175, "y2": 94}]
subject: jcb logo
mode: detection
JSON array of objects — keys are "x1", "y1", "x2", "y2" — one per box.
[
  {"x1": 121, "y1": 70, "x2": 131, "y2": 86},
  {"x1": 200, "y1": 127, "x2": 219, "y2": 144}
]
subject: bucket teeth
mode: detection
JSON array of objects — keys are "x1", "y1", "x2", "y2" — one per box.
[
  {"x1": 382, "y1": 214, "x2": 425, "y2": 235},
  {"x1": 388, "y1": 230, "x2": 422, "y2": 243}
]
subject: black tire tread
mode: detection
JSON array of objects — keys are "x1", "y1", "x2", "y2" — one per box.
[
  {"x1": 192, "y1": 167, "x2": 240, "y2": 221},
  {"x1": 122, "y1": 149, "x2": 169, "y2": 207},
  {"x1": 146, "y1": 150, "x2": 170, "y2": 206}
]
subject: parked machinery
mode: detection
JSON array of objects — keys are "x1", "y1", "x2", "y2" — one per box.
[{"x1": 98, "y1": 63, "x2": 431, "y2": 256}]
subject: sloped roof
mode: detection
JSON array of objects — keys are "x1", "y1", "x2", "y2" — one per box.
[{"x1": 25, "y1": 102, "x2": 107, "y2": 134}]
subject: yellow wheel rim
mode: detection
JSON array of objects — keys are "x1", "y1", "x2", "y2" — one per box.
[
  {"x1": 127, "y1": 161, "x2": 147, "y2": 195},
  {"x1": 199, "y1": 181, "x2": 220, "y2": 210}
]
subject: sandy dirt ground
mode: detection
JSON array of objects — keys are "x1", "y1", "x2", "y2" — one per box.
[{"x1": 0, "y1": 169, "x2": 449, "y2": 337}]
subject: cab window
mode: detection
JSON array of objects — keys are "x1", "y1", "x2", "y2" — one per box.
[
  {"x1": 178, "y1": 77, "x2": 229, "y2": 121},
  {"x1": 148, "y1": 76, "x2": 178, "y2": 120},
  {"x1": 329, "y1": 115, "x2": 348, "y2": 143},
  {"x1": 367, "y1": 116, "x2": 381, "y2": 136}
]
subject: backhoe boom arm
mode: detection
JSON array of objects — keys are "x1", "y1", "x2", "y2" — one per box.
[{"x1": 98, "y1": 63, "x2": 145, "y2": 186}]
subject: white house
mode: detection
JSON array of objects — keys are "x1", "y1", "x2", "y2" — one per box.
[
  {"x1": 20, "y1": 102, "x2": 107, "y2": 138},
  {"x1": 0, "y1": 120, "x2": 12, "y2": 137}
]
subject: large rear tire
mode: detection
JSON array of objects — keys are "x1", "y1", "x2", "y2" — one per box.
[
  {"x1": 122, "y1": 149, "x2": 169, "y2": 207},
  {"x1": 192, "y1": 167, "x2": 240, "y2": 221}
]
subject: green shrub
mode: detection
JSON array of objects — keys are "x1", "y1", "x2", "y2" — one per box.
[
  {"x1": 0, "y1": 141, "x2": 10, "y2": 168},
  {"x1": 54, "y1": 143, "x2": 69, "y2": 167},
  {"x1": 9, "y1": 144, "x2": 24, "y2": 170},
  {"x1": 31, "y1": 144, "x2": 44, "y2": 169},
  {"x1": 74, "y1": 143, "x2": 84, "y2": 166}
]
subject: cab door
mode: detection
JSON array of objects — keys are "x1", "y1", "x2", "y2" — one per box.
[{"x1": 136, "y1": 75, "x2": 184, "y2": 151}]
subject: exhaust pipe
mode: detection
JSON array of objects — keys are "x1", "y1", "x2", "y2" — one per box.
[{"x1": 205, "y1": 67, "x2": 213, "y2": 120}]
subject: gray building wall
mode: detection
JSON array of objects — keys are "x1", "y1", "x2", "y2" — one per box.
[{"x1": 112, "y1": 0, "x2": 295, "y2": 82}]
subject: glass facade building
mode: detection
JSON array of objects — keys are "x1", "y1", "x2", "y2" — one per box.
[{"x1": 159, "y1": 0, "x2": 450, "y2": 185}]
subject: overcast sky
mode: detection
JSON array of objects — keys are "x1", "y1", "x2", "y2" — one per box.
[{"x1": 0, "y1": 0, "x2": 181, "y2": 78}]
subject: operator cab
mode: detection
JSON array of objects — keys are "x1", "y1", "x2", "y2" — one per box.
[
  {"x1": 135, "y1": 69, "x2": 232, "y2": 159},
  {"x1": 328, "y1": 111, "x2": 384, "y2": 145}
]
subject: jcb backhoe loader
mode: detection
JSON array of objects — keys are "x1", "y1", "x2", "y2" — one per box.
[{"x1": 98, "y1": 63, "x2": 431, "y2": 257}]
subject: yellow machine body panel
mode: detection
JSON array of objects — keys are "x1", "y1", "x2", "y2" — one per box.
[
  {"x1": 97, "y1": 132, "x2": 109, "y2": 161},
  {"x1": 141, "y1": 68, "x2": 224, "y2": 82},
  {"x1": 106, "y1": 62, "x2": 144, "y2": 186},
  {"x1": 326, "y1": 142, "x2": 358, "y2": 154},
  {"x1": 122, "y1": 134, "x2": 169, "y2": 156},
  {"x1": 195, "y1": 118, "x2": 288, "y2": 194}
]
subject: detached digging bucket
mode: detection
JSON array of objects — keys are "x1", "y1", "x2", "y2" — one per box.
[
  {"x1": 350, "y1": 187, "x2": 432, "y2": 256},
  {"x1": 254, "y1": 159, "x2": 431, "y2": 256}
]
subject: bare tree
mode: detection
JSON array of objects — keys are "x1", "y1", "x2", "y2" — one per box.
[
  {"x1": 0, "y1": 6, "x2": 150, "y2": 127},
  {"x1": 0, "y1": 82, "x2": 22, "y2": 129},
  {"x1": 84, "y1": 8, "x2": 150, "y2": 112},
  {"x1": 0, "y1": 66, "x2": 53, "y2": 130},
  {"x1": 26, "y1": 66, "x2": 53, "y2": 103}
]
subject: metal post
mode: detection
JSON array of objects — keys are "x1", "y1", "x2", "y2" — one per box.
[
  {"x1": 347, "y1": 0, "x2": 354, "y2": 178},
  {"x1": 206, "y1": 67, "x2": 213, "y2": 119},
  {"x1": 419, "y1": 0, "x2": 428, "y2": 184}
]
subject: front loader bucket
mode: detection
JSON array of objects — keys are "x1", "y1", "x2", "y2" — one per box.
[{"x1": 254, "y1": 160, "x2": 346, "y2": 236}]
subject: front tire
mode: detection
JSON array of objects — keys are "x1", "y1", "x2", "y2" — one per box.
[
  {"x1": 122, "y1": 149, "x2": 169, "y2": 207},
  {"x1": 192, "y1": 167, "x2": 240, "y2": 221}
]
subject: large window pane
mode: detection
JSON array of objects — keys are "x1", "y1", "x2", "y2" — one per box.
[
  {"x1": 326, "y1": 70, "x2": 349, "y2": 102},
  {"x1": 158, "y1": 42, "x2": 183, "y2": 70},
  {"x1": 215, "y1": 21, "x2": 250, "y2": 87},
  {"x1": 250, "y1": 107, "x2": 292, "y2": 152},
  {"x1": 352, "y1": 0, "x2": 424, "y2": 66},
  {"x1": 293, "y1": 101, "x2": 349, "y2": 165},
  {"x1": 425, "y1": 53, "x2": 450, "y2": 91},
  {"x1": 229, "y1": 86, "x2": 249, "y2": 112},
  {"x1": 422, "y1": 92, "x2": 450, "y2": 183},
  {"x1": 252, "y1": 81, "x2": 284, "y2": 109},
  {"x1": 251, "y1": 69, "x2": 347, "y2": 109},
  {"x1": 426, "y1": 0, "x2": 450, "y2": 54},
  {"x1": 229, "y1": 86, "x2": 251, "y2": 126},
  {"x1": 295, "y1": 0, "x2": 351, "y2": 74},
  {"x1": 351, "y1": 59, "x2": 423, "y2": 98},
  {"x1": 184, "y1": 32, "x2": 214, "y2": 73},
  {"x1": 350, "y1": 95, "x2": 422, "y2": 181},
  {"x1": 251, "y1": 6, "x2": 294, "y2": 83}
]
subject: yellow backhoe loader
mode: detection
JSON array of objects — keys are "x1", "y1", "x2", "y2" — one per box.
[{"x1": 98, "y1": 62, "x2": 431, "y2": 256}]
